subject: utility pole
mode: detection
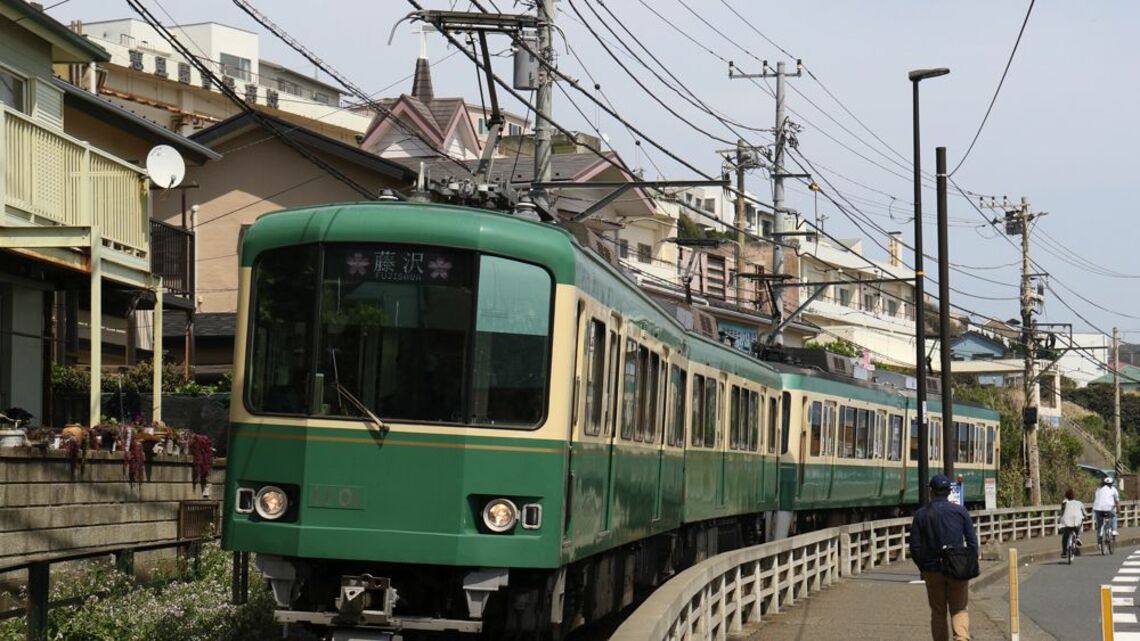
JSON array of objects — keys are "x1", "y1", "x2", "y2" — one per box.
[
  {"x1": 531, "y1": 0, "x2": 554, "y2": 214},
  {"x1": 935, "y1": 147, "x2": 954, "y2": 479},
  {"x1": 729, "y1": 59, "x2": 802, "y2": 344},
  {"x1": 735, "y1": 139, "x2": 746, "y2": 309},
  {"x1": 1115, "y1": 326, "x2": 1122, "y2": 475},
  {"x1": 984, "y1": 195, "x2": 1045, "y2": 504}
]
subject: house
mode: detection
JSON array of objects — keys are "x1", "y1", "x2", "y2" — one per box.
[
  {"x1": 151, "y1": 110, "x2": 417, "y2": 376},
  {"x1": 798, "y1": 234, "x2": 919, "y2": 367},
  {"x1": 0, "y1": 0, "x2": 213, "y2": 426},
  {"x1": 60, "y1": 19, "x2": 368, "y2": 143},
  {"x1": 949, "y1": 330, "x2": 1008, "y2": 361},
  {"x1": 1088, "y1": 365, "x2": 1140, "y2": 394}
]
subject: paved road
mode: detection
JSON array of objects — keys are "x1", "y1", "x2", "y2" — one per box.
[{"x1": 1019, "y1": 543, "x2": 1140, "y2": 641}]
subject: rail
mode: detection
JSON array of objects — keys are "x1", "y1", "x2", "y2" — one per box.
[
  {"x1": 2, "y1": 106, "x2": 148, "y2": 256},
  {"x1": 612, "y1": 500, "x2": 1140, "y2": 641}
]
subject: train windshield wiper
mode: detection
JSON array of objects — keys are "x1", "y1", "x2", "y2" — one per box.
[{"x1": 328, "y1": 348, "x2": 388, "y2": 434}]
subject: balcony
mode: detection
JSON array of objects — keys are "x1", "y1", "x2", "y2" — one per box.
[
  {"x1": 807, "y1": 290, "x2": 915, "y2": 328},
  {"x1": 150, "y1": 219, "x2": 194, "y2": 300},
  {"x1": 1, "y1": 105, "x2": 148, "y2": 261}
]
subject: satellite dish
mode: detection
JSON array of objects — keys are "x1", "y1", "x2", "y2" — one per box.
[{"x1": 145, "y1": 145, "x2": 185, "y2": 189}]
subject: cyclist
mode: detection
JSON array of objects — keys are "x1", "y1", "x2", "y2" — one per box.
[
  {"x1": 1059, "y1": 488, "x2": 1086, "y2": 558},
  {"x1": 1093, "y1": 476, "x2": 1120, "y2": 545}
]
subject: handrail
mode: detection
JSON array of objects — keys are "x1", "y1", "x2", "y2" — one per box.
[{"x1": 612, "y1": 500, "x2": 1140, "y2": 641}]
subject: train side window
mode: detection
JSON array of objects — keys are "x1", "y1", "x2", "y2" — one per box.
[
  {"x1": 691, "y1": 375, "x2": 705, "y2": 447},
  {"x1": 621, "y1": 339, "x2": 640, "y2": 441},
  {"x1": 841, "y1": 406, "x2": 856, "y2": 458},
  {"x1": 888, "y1": 414, "x2": 903, "y2": 461},
  {"x1": 780, "y1": 391, "x2": 791, "y2": 455},
  {"x1": 875, "y1": 410, "x2": 887, "y2": 459},
  {"x1": 739, "y1": 388, "x2": 751, "y2": 451},
  {"x1": 705, "y1": 382, "x2": 719, "y2": 448},
  {"x1": 606, "y1": 330, "x2": 620, "y2": 437},
  {"x1": 910, "y1": 417, "x2": 919, "y2": 462},
  {"x1": 749, "y1": 391, "x2": 760, "y2": 451},
  {"x1": 669, "y1": 366, "x2": 686, "y2": 446},
  {"x1": 955, "y1": 421, "x2": 967, "y2": 462},
  {"x1": 767, "y1": 396, "x2": 778, "y2": 454},
  {"x1": 809, "y1": 401, "x2": 823, "y2": 457},
  {"x1": 929, "y1": 418, "x2": 940, "y2": 462},
  {"x1": 639, "y1": 348, "x2": 658, "y2": 443},
  {"x1": 975, "y1": 423, "x2": 983, "y2": 463},
  {"x1": 583, "y1": 319, "x2": 606, "y2": 436},
  {"x1": 855, "y1": 409, "x2": 869, "y2": 459},
  {"x1": 824, "y1": 401, "x2": 838, "y2": 456},
  {"x1": 986, "y1": 425, "x2": 995, "y2": 465},
  {"x1": 729, "y1": 386, "x2": 742, "y2": 450}
]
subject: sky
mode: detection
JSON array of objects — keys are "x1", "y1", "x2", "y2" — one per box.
[{"x1": 50, "y1": 0, "x2": 1140, "y2": 347}]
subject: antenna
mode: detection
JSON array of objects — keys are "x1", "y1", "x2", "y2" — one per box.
[{"x1": 145, "y1": 145, "x2": 185, "y2": 189}]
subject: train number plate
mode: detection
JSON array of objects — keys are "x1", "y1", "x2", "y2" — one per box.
[{"x1": 308, "y1": 484, "x2": 364, "y2": 510}]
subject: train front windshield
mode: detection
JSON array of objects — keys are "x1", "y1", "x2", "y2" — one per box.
[{"x1": 245, "y1": 243, "x2": 553, "y2": 427}]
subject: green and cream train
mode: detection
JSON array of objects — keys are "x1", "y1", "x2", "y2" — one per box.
[{"x1": 221, "y1": 201, "x2": 999, "y2": 639}]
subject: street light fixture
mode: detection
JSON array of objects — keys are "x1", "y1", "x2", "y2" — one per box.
[{"x1": 910, "y1": 66, "x2": 949, "y2": 506}]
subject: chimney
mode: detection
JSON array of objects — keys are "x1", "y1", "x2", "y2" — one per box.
[
  {"x1": 887, "y1": 231, "x2": 902, "y2": 267},
  {"x1": 411, "y1": 57, "x2": 434, "y2": 102}
]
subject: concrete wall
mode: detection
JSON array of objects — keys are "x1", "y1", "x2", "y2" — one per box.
[{"x1": 0, "y1": 448, "x2": 224, "y2": 568}]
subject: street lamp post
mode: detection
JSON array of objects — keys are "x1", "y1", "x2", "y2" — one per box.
[{"x1": 909, "y1": 67, "x2": 949, "y2": 506}]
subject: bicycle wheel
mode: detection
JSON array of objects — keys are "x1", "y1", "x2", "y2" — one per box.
[{"x1": 1109, "y1": 533, "x2": 1115, "y2": 555}]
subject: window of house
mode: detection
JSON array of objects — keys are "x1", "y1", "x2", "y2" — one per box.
[
  {"x1": 154, "y1": 56, "x2": 168, "y2": 78},
  {"x1": 508, "y1": 123, "x2": 522, "y2": 136},
  {"x1": 477, "y1": 117, "x2": 487, "y2": 135},
  {"x1": 0, "y1": 68, "x2": 25, "y2": 112},
  {"x1": 618, "y1": 240, "x2": 629, "y2": 259},
  {"x1": 277, "y1": 78, "x2": 302, "y2": 96},
  {"x1": 312, "y1": 92, "x2": 331, "y2": 105},
  {"x1": 887, "y1": 299, "x2": 899, "y2": 317},
  {"x1": 863, "y1": 293, "x2": 876, "y2": 312},
  {"x1": 706, "y1": 256, "x2": 726, "y2": 300},
  {"x1": 838, "y1": 288, "x2": 852, "y2": 307},
  {"x1": 762, "y1": 220, "x2": 772, "y2": 238},
  {"x1": 220, "y1": 53, "x2": 251, "y2": 81},
  {"x1": 702, "y1": 198, "x2": 716, "y2": 213},
  {"x1": 637, "y1": 243, "x2": 652, "y2": 264}
]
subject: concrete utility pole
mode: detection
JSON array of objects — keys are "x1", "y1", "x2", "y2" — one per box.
[
  {"x1": 729, "y1": 59, "x2": 802, "y2": 344},
  {"x1": 531, "y1": 0, "x2": 554, "y2": 214},
  {"x1": 1016, "y1": 198, "x2": 1042, "y2": 505},
  {"x1": 1115, "y1": 326, "x2": 1122, "y2": 475},
  {"x1": 734, "y1": 139, "x2": 746, "y2": 309}
]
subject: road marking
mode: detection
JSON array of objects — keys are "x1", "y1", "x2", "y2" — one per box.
[
  {"x1": 1113, "y1": 597, "x2": 1134, "y2": 606},
  {"x1": 1112, "y1": 585, "x2": 1138, "y2": 593},
  {"x1": 1117, "y1": 613, "x2": 1139, "y2": 624},
  {"x1": 1115, "y1": 632, "x2": 1140, "y2": 641},
  {"x1": 908, "y1": 580, "x2": 925, "y2": 584},
  {"x1": 1109, "y1": 549, "x2": 1140, "y2": 640},
  {"x1": 1113, "y1": 576, "x2": 1140, "y2": 582},
  {"x1": 1119, "y1": 568, "x2": 1140, "y2": 574}
]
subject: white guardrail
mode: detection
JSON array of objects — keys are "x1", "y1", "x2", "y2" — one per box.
[{"x1": 611, "y1": 501, "x2": 1140, "y2": 641}]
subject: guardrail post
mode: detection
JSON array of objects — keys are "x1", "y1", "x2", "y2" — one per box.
[
  {"x1": 232, "y1": 551, "x2": 249, "y2": 605},
  {"x1": 838, "y1": 528, "x2": 851, "y2": 578},
  {"x1": 27, "y1": 561, "x2": 48, "y2": 641}
]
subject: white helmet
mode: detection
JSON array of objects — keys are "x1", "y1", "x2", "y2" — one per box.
[{"x1": 1104, "y1": 476, "x2": 1115, "y2": 485}]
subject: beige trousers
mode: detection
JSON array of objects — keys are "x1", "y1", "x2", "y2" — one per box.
[{"x1": 922, "y1": 570, "x2": 970, "y2": 641}]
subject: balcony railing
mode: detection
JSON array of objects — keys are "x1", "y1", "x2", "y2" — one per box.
[
  {"x1": 2, "y1": 106, "x2": 148, "y2": 257},
  {"x1": 809, "y1": 290, "x2": 915, "y2": 322},
  {"x1": 150, "y1": 219, "x2": 194, "y2": 299}
]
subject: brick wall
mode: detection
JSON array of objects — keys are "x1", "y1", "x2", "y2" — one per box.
[{"x1": 0, "y1": 448, "x2": 224, "y2": 568}]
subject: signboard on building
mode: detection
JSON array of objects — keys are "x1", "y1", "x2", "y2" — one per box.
[
  {"x1": 716, "y1": 320, "x2": 759, "y2": 354},
  {"x1": 949, "y1": 481, "x2": 965, "y2": 506}
]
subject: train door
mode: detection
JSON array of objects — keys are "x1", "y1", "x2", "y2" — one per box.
[
  {"x1": 797, "y1": 395, "x2": 808, "y2": 494},
  {"x1": 566, "y1": 311, "x2": 614, "y2": 542},
  {"x1": 602, "y1": 319, "x2": 623, "y2": 533},
  {"x1": 652, "y1": 350, "x2": 666, "y2": 521},
  {"x1": 718, "y1": 376, "x2": 729, "y2": 507}
]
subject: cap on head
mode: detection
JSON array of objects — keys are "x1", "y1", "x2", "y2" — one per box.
[
  {"x1": 1104, "y1": 476, "x2": 1115, "y2": 485},
  {"x1": 929, "y1": 474, "x2": 952, "y2": 491}
]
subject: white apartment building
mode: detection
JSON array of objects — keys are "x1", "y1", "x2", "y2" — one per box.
[
  {"x1": 799, "y1": 234, "x2": 920, "y2": 367},
  {"x1": 64, "y1": 19, "x2": 370, "y2": 141},
  {"x1": 1055, "y1": 332, "x2": 1111, "y2": 387}
]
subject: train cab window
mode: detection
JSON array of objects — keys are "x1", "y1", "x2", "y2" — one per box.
[
  {"x1": 622, "y1": 340, "x2": 640, "y2": 441},
  {"x1": 669, "y1": 366, "x2": 686, "y2": 446},
  {"x1": 986, "y1": 425, "x2": 995, "y2": 465},
  {"x1": 854, "y1": 409, "x2": 869, "y2": 459},
  {"x1": 583, "y1": 319, "x2": 606, "y2": 436},
  {"x1": 809, "y1": 401, "x2": 823, "y2": 457},
  {"x1": 780, "y1": 391, "x2": 791, "y2": 455},
  {"x1": 767, "y1": 396, "x2": 778, "y2": 453},
  {"x1": 729, "y1": 386, "x2": 742, "y2": 450},
  {"x1": 691, "y1": 375, "x2": 705, "y2": 447},
  {"x1": 888, "y1": 414, "x2": 903, "y2": 461},
  {"x1": 247, "y1": 244, "x2": 318, "y2": 414},
  {"x1": 748, "y1": 391, "x2": 760, "y2": 451},
  {"x1": 841, "y1": 406, "x2": 856, "y2": 458}
]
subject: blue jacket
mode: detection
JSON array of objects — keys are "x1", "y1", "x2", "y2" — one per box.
[{"x1": 909, "y1": 496, "x2": 979, "y2": 573}]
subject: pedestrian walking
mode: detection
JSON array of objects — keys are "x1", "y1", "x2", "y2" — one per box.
[{"x1": 909, "y1": 474, "x2": 979, "y2": 641}]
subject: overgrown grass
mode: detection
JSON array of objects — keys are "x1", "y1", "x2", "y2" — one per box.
[{"x1": 0, "y1": 542, "x2": 276, "y2": 641}]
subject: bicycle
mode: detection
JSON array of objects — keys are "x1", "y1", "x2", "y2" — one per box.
[
  {"x1": 1099, "y1": 516, "x2": 1116, "y2": 556},
  {"x1": 1062, "y1": 527, "x2": 1079, "y2": 564}
]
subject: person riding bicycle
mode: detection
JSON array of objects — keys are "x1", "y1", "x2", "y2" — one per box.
[
  {"x1": 1093, "y1": 476, "x2": 1120, "y2": 543},
  {"x1": 1059, "y1": 488, "x2": 1086, "y2": 558}
]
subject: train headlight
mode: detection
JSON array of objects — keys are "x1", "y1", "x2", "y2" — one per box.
[
  {"x1": 482, "y1": 498, "x2": 518, "y2": 533},
  {"x1": 255, "y1": 486, "x2": 289, "y2": 520}
]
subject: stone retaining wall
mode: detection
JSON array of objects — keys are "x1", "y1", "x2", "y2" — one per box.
[{"x1": 0, "y1": 447, "x2": 224, "y2": 568}]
